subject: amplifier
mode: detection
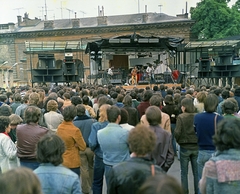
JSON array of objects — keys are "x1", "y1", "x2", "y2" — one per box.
[{"x1": 110, "y1": 79, "x2": 122, "y2": 84}]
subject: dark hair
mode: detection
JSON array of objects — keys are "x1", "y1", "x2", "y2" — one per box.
[
  {"x1": 0, "y1": 105, "x2": 12, "y2": 116},
  {"x1": 107, "y1": 106, "x2": 120, "y2": 123},
  {"x1": 181, "y1": 98, "x2": 195, "y2": 113},
  {"x1": 120, "y1": 108, "x2": 129, "y2": 124},
  {"x1": 222, "y1": 98, "x2": 238, "y2": 115},
  {"x1": 0, "y1": 167, "x2": 42, "y2": 194},
  {"x1": 128, "y1": 124, "x2": 156, "y2": 155},
  {"x1": 214, "y1": 118, "x2": 240, "y2": 151},
  {"x1": 164, "y1": 95, "x2": 174, "y2": 105},
  {"x1": 62, "y1": 105, "x2": 77, "y2": 121},
  {"x1": 204, "y1": 94, "x2": 218, "y2": 113},
  {"x1": 63, "y1": 92, "x2": 71, "y2": 100},
  {"x1": 122, "y1": 95, "x2": 132, "y2": 106},
  {"x1": 146, "y1": 106, "x2": 162, "y2": 126},
  {"x1": 76, "y1": 104, "x2": 86, "y2": 116},
  {"x1": 130, "y1": 91, "x2": 137, "y2": 99},
  {"x1": 82, "y1": 95, "x2": 89, "y2": 105},
  {"x1": 71, "y1": 96, "x2": 82, "y2": 106},
  {"x1": 138, "y1": 174, "x2": 183, "y2": 194},
  {"x1": 221, "y1": 90, "x2": 230, "y2": 100},
  {"x1": 24, "y1": 106, "x2": 41, "y2": 124},
  {"x1": 234, "y1": 87, "x2": 240, "y2": 96},
  {"x1": 36, "y1": 134, "x2": 65, "y2": 166},
  {"x1": 0, "y1": 94, "x2": 7, "y2": 102},
  {"x1": 0, "y1": 116, "x2": 10, "y2": 133},
  {"x1": 153, "y1": 85, "x2": 158, "y2": 92},
  {"x1": 143, "y1": 90, "x2": 153, "y2": 101}
]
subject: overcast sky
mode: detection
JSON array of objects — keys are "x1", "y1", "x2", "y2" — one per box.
[{"x1": 0, "y1": 0, "x2": 237, "y2": 24}]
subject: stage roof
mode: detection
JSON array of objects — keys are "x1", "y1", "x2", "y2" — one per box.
[
  {"x1": 185, "y1": 40, "x2": 240, "y2": 49},
  {"x1": 85, "y1": 34, "x2": 184, "y2": 54}
]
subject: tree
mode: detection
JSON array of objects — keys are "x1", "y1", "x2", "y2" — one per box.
[{"x1": 190, "y1": 0, "x2": 240, "y2": 40}]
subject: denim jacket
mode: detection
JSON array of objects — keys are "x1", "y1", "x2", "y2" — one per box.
[{"x1": 34, "y1": 163, "x2": 81, "y2": 194}]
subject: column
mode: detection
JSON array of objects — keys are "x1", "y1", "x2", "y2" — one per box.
[
  {"x1": 9, "y1": 70, "x2": 13, "y2": 88},
  {"x1": 0, "y1": 70, "x2": 3, "y2": 86},
  {"x1": 4, "y1": 70, "x2": 8, "y2": 88}
]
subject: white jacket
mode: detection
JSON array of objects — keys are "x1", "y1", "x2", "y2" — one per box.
[{"x1": 0, "y1": 133, "x2": 19, "y2": 173}]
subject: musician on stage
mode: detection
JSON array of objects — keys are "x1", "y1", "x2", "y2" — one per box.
[
  {"x1": 107, "y1": 66, "x2": 114, "y2": 79},
  {"x1": 146, "y1": 63, "x2": 155, "y2": 83},
  {"x1": 131, "y1": 66, "x2": 138, "y2": 85},
  {"x1": 154, "y1": 60, "x2": 172, "y2": 74}
]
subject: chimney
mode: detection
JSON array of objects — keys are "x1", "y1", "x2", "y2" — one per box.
[
  {"x1": 72, "y1": 19, "x2": 80, "y2": 28},
  {"x1": 97, "y1": 16, "x2": 107, "y2": 26},
  {"x1": 143, "y1": 13, "x2": 148, "y2": 23},
  {"x1": 17, "y1": 16, "x2": 22, "y2": 27},
  {"x1": 145, "y1": 5, "x2": 147, "y2": 13},
  {"x1": 186, "y1": 1, "x2": 188, "y2": 14},
  {"x1": 44, "y1": 20, "x2": 54, "y2": 29}
]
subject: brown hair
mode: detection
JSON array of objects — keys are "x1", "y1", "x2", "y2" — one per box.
[
  {"x1": 47, "y1": 100, "x2": 58, "y2": 112},
  {"x1": 99, "y1": 104, "x2": 111, "y2": 122},
  {"x1": 146, "y1": 106, "x2": 162, "y2": 126}
]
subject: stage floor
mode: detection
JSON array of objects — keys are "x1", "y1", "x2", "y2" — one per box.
[{"x1": 122, "y1": 83, "x2": 181, "y2": 90}]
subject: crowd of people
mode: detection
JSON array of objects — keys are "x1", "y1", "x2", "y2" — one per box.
[{"x1": 0, "y1": 82, "x2": 240, "y2": 194}]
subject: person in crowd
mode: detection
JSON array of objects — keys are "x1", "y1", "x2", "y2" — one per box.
[
  {"x1": 0, "y1": 94, "x2": 8, "y2": 106},
  {"x1": 57, "y1": 105, "x2": 86, "y2": 176},
  {"x1": 15, "y1": 94, "x2": 29, "y2": 119},
  {"x1": 221, "y1": 98, "x2": 240, "y2": 118},
  {"x1": 119, "y1": 108, "x2": 134, "y2": 130},
  {"x1": 44, "y1": 100, "x2": 63, "y2": 132},
  {"x1": 115, "y1": 94, "x2": 124, "y2": 108},
  {"x1": 17, "y1": 106, "x2": 49, "y2": 170},
  {"x1": 10, "y1": 93, "x2": 22, "y2": 114},
  {"x1": 0, "y1": 167, "x2": 42, "y2": 194},
  {"x1": 122, "y1": 94, "x2": 139, "y2": 126},
  {"x1": 199, "y1": 118, "x2": 240, "y2": 194},
  {"x1": 0, "y1": 116, "x2": 19, "y2": 173},
  {"x1": 234, "y1": 86, "x2": 240, "y2": 112},
  {"x1": 130, "y1": 91, "x2": 140, "y2": 108},
  {"x1": 73, "y1": 104, "x2": 96, "y2": 194},
  {"x1": 194, "y1": 93, "x2": 224, "y2": 181},
  {"x1": 216, "y1": 90, "x2": 229, "y2": 115},
  {"x1": 160, "y1": 84, "x2": 167, "y2": 98},
  {"x1": 89, "y1": 104, "x2": 110, "y2": 194},
  {"x1": 137, "y1": 90, "x2": 153, "y2": 118},
  {"x1": 162, "y1": 94, "x2": 180, "y2": 154},
  {"x1": 8, "y1": 114, "x2": 23, "y2": 143},
  {"x1": 138, "y1": 174, "x2": 184, "y2": 194},
  {"x1": 34, "y1": 133, "x2": 81, "y2": 194},
  {"x1": 62, "y1": 92, "x2": 72, "y2": 109},
  {"x1": 83, "y1": 95, "x2": 96, "y2": 118},
  {"x1": 194, "y1": 91, "x2": 207, "y2": 113},
  {"x1": 145, "y1": 106, "x2": 174, "y2": 172},
  {"x1": 0, "y1": 105, "x2": 12, "y2": 116},
  {"x1": 174, "y1": 98, "x2": 198, "y2": 194},
  {"x1": 97, "y1": 105, "x2": 130, "y2": 190},
  {"x1": 108, "y1": 124, "x2": 165, "y2": 194}
]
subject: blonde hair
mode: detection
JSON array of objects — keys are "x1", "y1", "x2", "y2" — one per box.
[{"x1": 99, "y1": 104, "x2": 111, "y2": 122}]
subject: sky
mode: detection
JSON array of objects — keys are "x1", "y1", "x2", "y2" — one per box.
[{"x1": 0, "y1": 0, "x2": 237, "y2": 24}]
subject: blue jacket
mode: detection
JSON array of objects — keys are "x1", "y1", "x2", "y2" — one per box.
[
  {"x1": 88, "y1": 121, "x2": 108, "y2": 158},
  {"x1": 34, "y1": 163, "x2": 81, "y2": 194},
  {"x1": 97, "y1": 123, "x2": 130, "y2": 166},
  {"x1": 73, "y1": 115, "x2": 96, "y2": 146},
  {"x1": 194, "y1": 112, "x2": 223, "y2": 150}
]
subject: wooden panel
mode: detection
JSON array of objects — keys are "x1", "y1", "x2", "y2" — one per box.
[{"x1": 111, "y1": 55, "x2": 129, "y2": 70}]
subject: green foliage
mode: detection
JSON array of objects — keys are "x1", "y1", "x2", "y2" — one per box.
[{"x1": 190, "y1": 0, "x2": 240, "y2": 40}]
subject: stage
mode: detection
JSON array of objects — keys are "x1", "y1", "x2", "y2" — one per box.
[{"x1": 122, "y1": 83, "x2": 181, "y2": 90}]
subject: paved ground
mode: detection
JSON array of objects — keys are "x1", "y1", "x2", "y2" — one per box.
[{"x1": 168, "y1": 156, "x2": 195, "y2": 193}]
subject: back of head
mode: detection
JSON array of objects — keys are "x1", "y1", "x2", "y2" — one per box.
[
  {"x1": 0, "y1": 167, "x2": 42, "y2": 194},
  {"x1": 47, "y1": 100, "x2": 58, "y2": 112},
  {"x1": 120, "y1": 108, "x2": 129, "y2": 124},
  {"x1": 99, "y1": 104, "x2": 111, "y2": 122},
  {"x1": 221, "y1": 90, "x2": 230, "y2": 100},
  {"x1": 181, "y1": 97, "x2": 195, "y2": 113},
  {"x1": 138, "y1": 174, "x2": 183, "y2": 194},
  {"x1": 82, "y1": 95, "x2": 89, "y2": 105},
  {"x1": 164, "y1": 95, "x2": 174, "y2": 105},
  {"x1": 204, "y1": 93, "x2": 218, "y2": 113},
  {"x1": 196, "y1": 91, "x2": 207, "y2": 103},
  {"x1": 0, "y1": 116, "x2": 10, "y2": 133},
  {"x1": 24, "y1": 106, "x2": 41, "y2": 124},
  {"x1": 123, "y1": 95, "x2": 132, "y2": 106},
  {"x1": 107, "y1": 105, "x2": 120, "y2": 123},
  {"x1": 76, "y1": 104, "x2": 86, "y2": 116},
  {"x1": 0, "y1": 105, "x2": 12, "y2": 116},
  {"x1": 29, "y1": 92, "x2": 40, "y2": 105},
  {"x1": 222, "y1": 98, "x2": 238, "y2": 115},
  {"x1": 62, "y1": 105, "x2": 77, "y2": 121},
  {"x1": 128, "y1": 124, "x2": 156, "y2": 156},
  {"x1": 143, "y1": 90, "x2": 153, "y2": 101},
  {"x1": 36, "y1": 133, "x2": 65, "y2": 166},
  {"x1": 149, "y1": 94, "x2": 162, "y2": 107},
  {"x1": 71, "y1": 96, "x2": 82, "y2": 106},
  {"x1": 14, "y1": 93, "x2": 22, "y2": 102},
  {"x1": 145, "y1": 106, "x2": 162, "y2": 126},
  {"x1": 117, "y1": 94, "x2": 124, "y2": 103},
  {"x1": 214, "y1": 118, "x2": 240, "y2": 151}
]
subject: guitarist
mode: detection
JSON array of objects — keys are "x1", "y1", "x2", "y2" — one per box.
[
  {"x1": 146, "y1": 63, "x2": 155, "y2": 83},
  {"x1": 131, "y1": 66, "x2": 138, "y2": 85}
]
